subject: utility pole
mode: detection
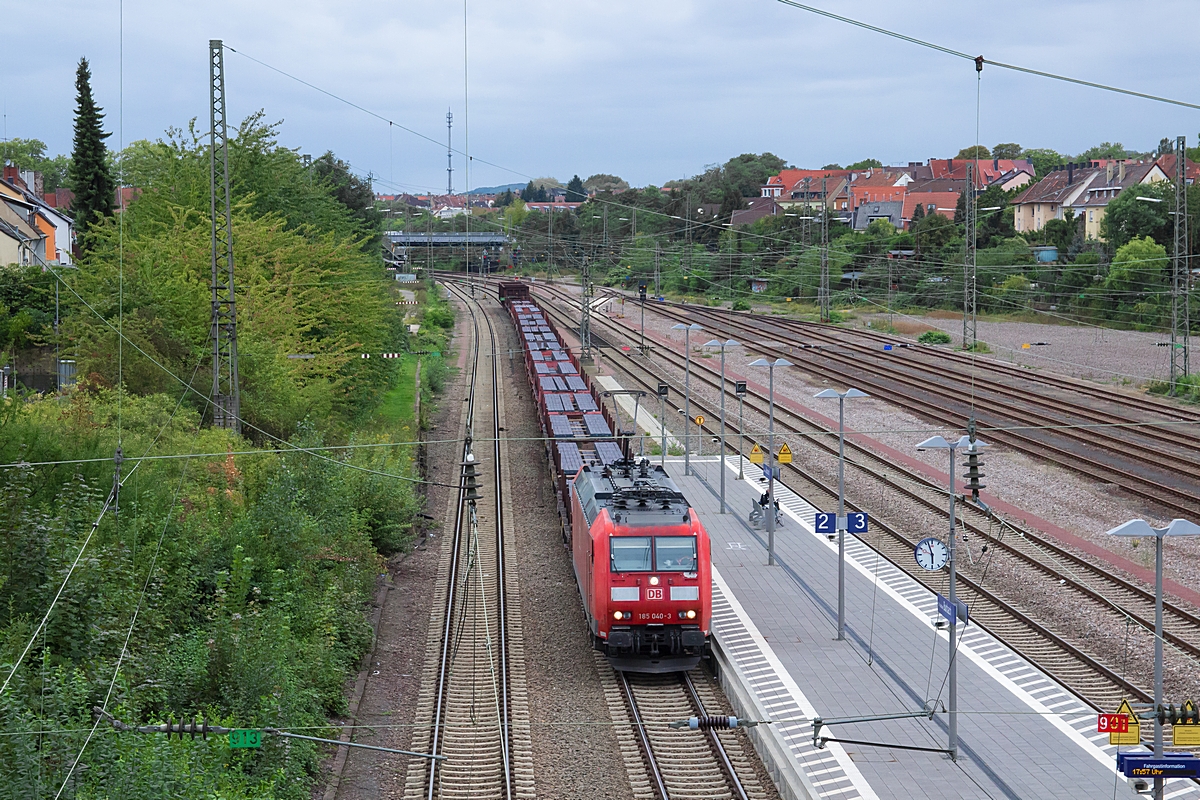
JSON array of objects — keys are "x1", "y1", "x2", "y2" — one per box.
[
  {"x1": 963, "y1": 162, "x2": 977, "y2": 352},
  {"x1": 208, "y1": 40, "x2": 240, "y2": 434},
  {"x1": 1171, "y1": 135, "x2": 1190, "y2": 394},
  {"x1": 446, "y1": 110, "x2": 453, "y2": 196},
  {"x1": 819, "y1": 177, "x2": 830, "y2": 322},
  {"x1": 654, "y1": 241, "x2": 661, "y2": 297}
]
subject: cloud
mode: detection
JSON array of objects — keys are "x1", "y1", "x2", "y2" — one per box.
[{"x1": 4, "y1": 0, "x2": 1196, "y2": 192}]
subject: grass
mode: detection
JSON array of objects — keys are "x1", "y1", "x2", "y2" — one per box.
[{"x1": 374, "y1": 355, "x2": 418, "y2": 426}]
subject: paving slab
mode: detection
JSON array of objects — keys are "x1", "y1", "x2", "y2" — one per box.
[{"x1": 661, "y1": 456, "x2": 1198, "y2": 800}]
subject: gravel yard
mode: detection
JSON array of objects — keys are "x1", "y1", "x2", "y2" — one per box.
[{"x1": 855, "y1": 310, "x2": 1172, "y2": 388}]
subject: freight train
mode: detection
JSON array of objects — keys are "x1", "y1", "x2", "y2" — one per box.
[{"x1": 500, "y1": 281, "x2": 712, "y2": 672}]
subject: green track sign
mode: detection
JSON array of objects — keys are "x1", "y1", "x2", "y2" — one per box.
[{"x1": 229, "y1": 729, "x2": 262, "y2": 749}]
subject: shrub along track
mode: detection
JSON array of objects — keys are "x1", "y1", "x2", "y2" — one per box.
[{"x1": 523, "y1": 279, "x2": 1200, "y2": 714}]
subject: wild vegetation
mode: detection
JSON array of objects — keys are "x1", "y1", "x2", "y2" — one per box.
[{"x1": 0, "y1": 110, "x2": 440, "y2": 798}]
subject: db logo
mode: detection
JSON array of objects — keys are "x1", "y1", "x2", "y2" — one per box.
[{"x1": 647, "y1": 588, "x2": 664, "y2": 600}]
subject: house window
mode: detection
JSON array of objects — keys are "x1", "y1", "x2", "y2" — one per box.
[{"x1": 1088, "y1": 211, "x2": 1094, "y2": 222}]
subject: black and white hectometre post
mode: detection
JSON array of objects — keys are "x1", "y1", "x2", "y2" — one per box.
[
  {"x1": 815, "y1": 387, "x2": 868, "y2": 641},
  {"x1": 914, "y1": 433, "x2": 988, "y2": 763}
]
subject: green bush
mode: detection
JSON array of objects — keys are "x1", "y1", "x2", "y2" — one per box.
[
  {"x1": 732, "y1": 299, "x2": 751, "y2": 311},
  {"x1": 0, "y1": 392, "x2": 419, "y2": 798},
  {"x1": 918, "y1": 330, "x2": 953, "y2": 345}
]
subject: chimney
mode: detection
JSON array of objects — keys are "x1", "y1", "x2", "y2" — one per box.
[
  {"x1": 1106, "y1": 163, "x2": 1114, "y2": 183},
  {"x1": 1118, "y1": 160, "x2": 1126, "y2": 183},
  {"x1": 1067, "y1": 162, "x2": 1074, "y2": 185},
  {"x1": 2, "y1": 164, "x2": 18, "y2": 184},
  {"x1": 993, "y1": 157, "x2": 1000, "y2": 172}
]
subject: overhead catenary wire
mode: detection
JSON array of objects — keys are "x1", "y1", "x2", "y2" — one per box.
[{"x1": 774, "y1": 0, "x2": 1200, "y2": 110}]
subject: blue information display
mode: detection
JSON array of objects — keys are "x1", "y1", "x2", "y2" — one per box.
[
  {"x1": 815, "y1": 513, "x2": 836, "y2": 534},
  {"x1": 762, "y1": 466, "x2": 780, "y2": 480},
  {"x1": 937, "y1": 594, "x2": 969, "y2": 625},
  {"x1": 816, "y1": 512, "x2": 869, "y2": 534},
  {"x1": 1118, "y1": 754, "x2": 1200, "y2": 779},
  {"x1": 847, "y1": 512, "x2": 869, "y2": 533}
]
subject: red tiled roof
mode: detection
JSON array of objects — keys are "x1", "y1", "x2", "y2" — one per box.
[
  {"x1": 901, "y1": 192, "x2": 959, "y2": 227},
  {"x1": 1154, "y1": 153, "x2": 1200, "y2": 182},
  {"x1": 764, "y1": 168, "x2": 852, "y2": 190},
  {"x1": 929, "y1": 158, "x2": 1034, "y2": 187}
]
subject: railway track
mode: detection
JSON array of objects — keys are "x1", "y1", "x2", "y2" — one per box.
[
  {"x1": 601, "y1": 288, "x2": 1200, "y2": 519},
  {"x1": 513, "y1": 279, "x2": 1198, "y2": 711},
  {"x1": 403, "y1": 283, "x2": 534, "y2": 800},
  {"x1": 596, "y1": 655, "x2": 766, "y2": 800}
]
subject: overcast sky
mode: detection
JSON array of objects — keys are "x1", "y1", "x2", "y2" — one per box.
[{"x1": 5, "y1": 1, "x2": 1198, "y2": 194}]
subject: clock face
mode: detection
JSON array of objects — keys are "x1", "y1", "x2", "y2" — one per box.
[{"x1": 914, "y1": 537, "x2": 949, "y2": 571}]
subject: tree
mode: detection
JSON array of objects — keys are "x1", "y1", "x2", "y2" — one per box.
[
  {"x1": 1106, "y1": 236, "x2": 1168, "y2": 298},
  {"x1": 312, "y1": 151, "x2": 383, "y2": 248},
  {"x1": 1101, "y1": 180, "x2": 1172, "y2": 248},
  {"x1": 992, "y1": 143, "x2": 1022, "y2": 159},
  {"x1": 722, "y1": 153, "x2": 788, "y2": 197},
  {"x1": 583, "y1": 173, "x2": 630, "y2": 193},
  {"x1": 1021, "y1": 148, "x2": 1063, "y2": 176},
  {"x1": 915, "y1": 210, "x2": 957, "y2": 250},
  {"x1": 1076, "y1": 142, "x2": 1132, "y2": 161},
  {"x1": 494, "y1": 188, "x2": 516, "y2": 208},
  {"x1": 821, "y1": 163, "x2": 843, "y2": 170},
  {"x1": 976, "y1": 185, "x2": 1015, "y2": 248},
  {"x1": 846, "y1": 158, "x2": 882, "y2": 170},
  {"x1": 565, "y1": 174, "x2": 587, "y2": 202},
  {"x1": 519, "y1": 180, "x2": 547, "y2": 202},
  {"x1": 0, "y1": 137, "x2": 71, "y2": 191},
  {"x1": 68, "y1": 57, "x2": 116, "y2": 243},
  {"x1": 955, "y1": 145, "x2": 991, "y2": 160},
  {"x1": 911, "y1": 201, "x2": 926, "y2": 225}
]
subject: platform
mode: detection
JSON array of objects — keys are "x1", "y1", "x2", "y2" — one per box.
[{"x1": 662, "y1": 456, "x2": 1200, "y2": 800}]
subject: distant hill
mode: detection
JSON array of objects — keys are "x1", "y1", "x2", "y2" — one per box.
[{"x1": 468, "y1": 182, "x2": 525, "y2": 195}]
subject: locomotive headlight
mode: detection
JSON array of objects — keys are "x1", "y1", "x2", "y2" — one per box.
[
  {"x1": 614, "y1": 611, "x2": 624, "y2": 621},
  {"x1": 649, "y1": 576, "x2": 660, "y2": 586},
  {"x1": 686, "y1": 610, "x2": 697, "y2": 619}
]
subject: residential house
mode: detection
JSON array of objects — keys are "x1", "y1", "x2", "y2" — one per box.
[
  {"x1": 1153, "y1": 153, "x2": 1200, "y2": 184},
  {"x1": 852, "y1": 201, "x2": 904, "y2": 230},
  {"x1": 522, "y1": 201, "x2": 582, "y2": 213},
  {"x1": 730, "y1": 196, "x2": 781, "y2": 226},
  {"x1": 929, "y1": 158, "x2": 1036, "y2": 191},
  {"x1": 761, "y1": 169, "x2": 852, "y2": 213},
  {"x1": 1069, "y1": 161, "x2": 1169, "y2": 240},
  {"x1": 900, "y1": 192, "x2": 960, "y2": 229},
  {"x1": 1010, "y1": 163, "x2": 1100, "y2": 234},
  {"x1": 2, "y1": 167, "x2": 76, "y2": 264},
  {"x1": 847, "y1": 170, "x2": 911, "y2": 210}
]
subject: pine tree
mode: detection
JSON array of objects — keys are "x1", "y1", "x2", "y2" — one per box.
[
  {"x1": 911, "y1": 201, "x2": 926, "y2": 226},
  {"x1": 565, "y1": 174, "x2": 587, "y2": 203},
  {"x1": 68, "y1": 57, "x2": 116, "y2": 246}
]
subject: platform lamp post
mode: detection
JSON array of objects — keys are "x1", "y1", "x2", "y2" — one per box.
[
  {"x1": 751, "y1": 358, "x2": 792, "y2": 566},
  {"x1": 704, "y1": 339, "x2": 740, "y2": 514},
  {"x1": 815, "y1": 387, "x2": 869, "y2": 641},
  {"x1": 1107, "y1": 517, "x2": 1200, "y2": 800},
  {"x1": 915, "y1": 433, "x2": 987, "y2": 763},
  {"x1": 672, "y1": 323, "x2": 703, "y2": 475}
]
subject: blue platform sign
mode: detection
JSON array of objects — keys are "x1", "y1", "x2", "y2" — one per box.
[
  {"x1": 937, "y1": 594, "x2": 969, "y2": 625},
  {"x1": 1118, "y1": 754, "x2": 1200, "y2": 779},
  {"x1": 762, "y1": 466, "x2": 780, "y2": 480},
  {"x1": 847, "y1": 512, "x2": 869, "y2": 533},
  {"x1": 815, "y1": 513, "x2": 836, "y2": 534}
]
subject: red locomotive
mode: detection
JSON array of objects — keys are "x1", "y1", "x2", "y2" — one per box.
[{"x1": 504, "y1": 292, "x2": 711, "y2": 672}]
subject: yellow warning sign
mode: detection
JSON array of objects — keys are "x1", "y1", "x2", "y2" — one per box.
[
  {"x1": 1176, "y1": 699, "x2": 1200, "y2": 746},
  {"x1": 777, "y1": 443, "x2": 793, "y2": 464},
  {"x1": 749, "y1": 444, "x2": 764, "y2": 464},
  {"x1": 694, "y1": 415, "x2": 705, "y2": 426},
  {"x1": 1110, "y1": 699, "x2": 1141, "y2": 746}
]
